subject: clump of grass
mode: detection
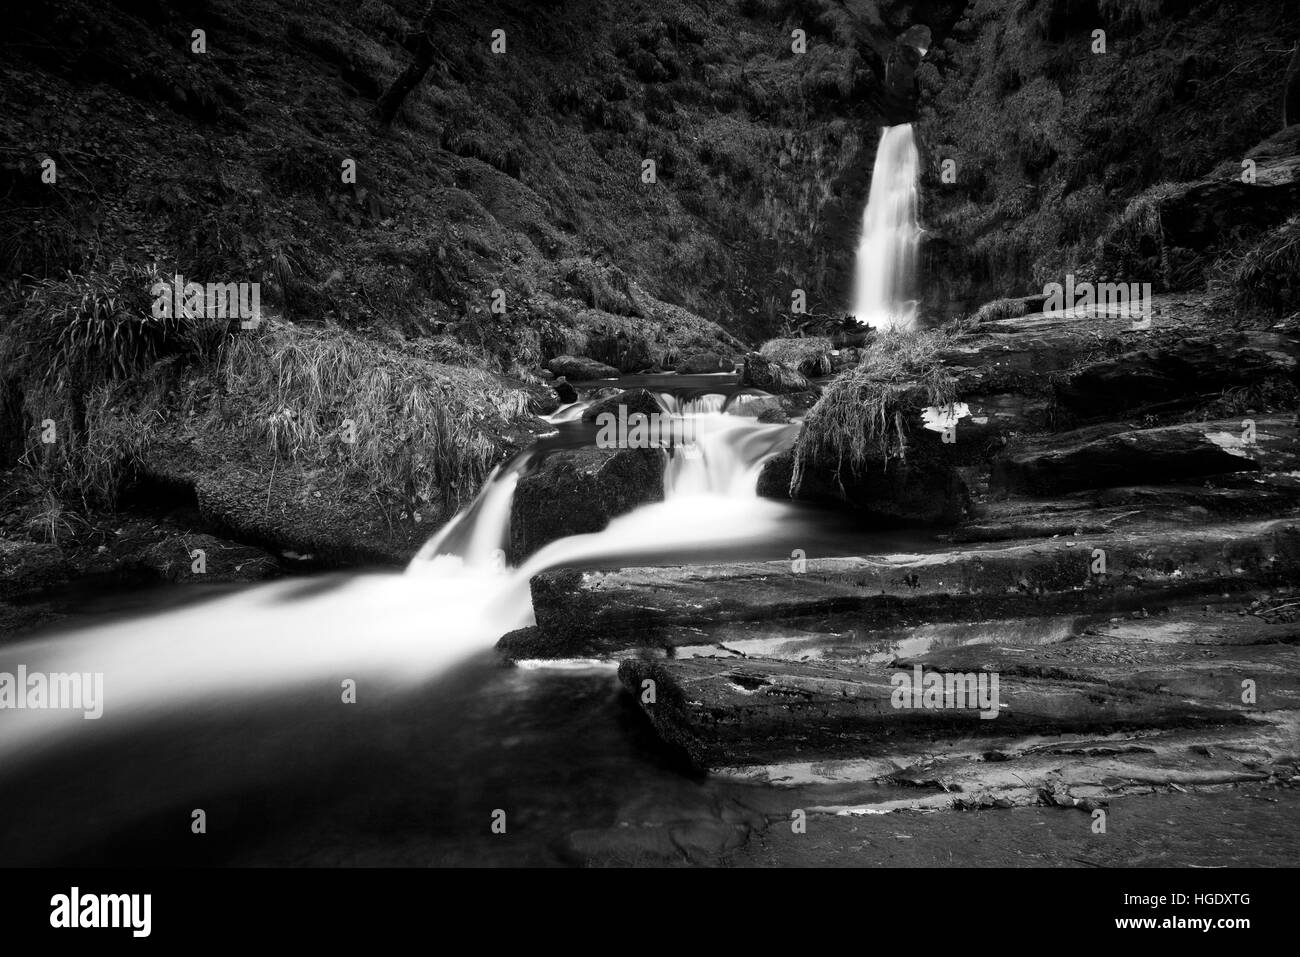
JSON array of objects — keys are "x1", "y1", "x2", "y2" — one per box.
[
  {"x1": 791, "y1": 329, "x2": 958, "y2": 489},
  {"x1": 1095, "y1": 181, "x2": 1182, "y2": 287},
  {"x1": 23, "y1": 488, "x2": 80, "y2": 545},
  {"x1": 1220, "y1": 216, "x2": 1300, "y2": 315},
  {"x1": 973, "y1": 297, "x2": 1028, "y2": 323},
  {"x1": 941, "y1": 311, "x2": 983, "y2": 337},
  {"x1": 1196, "y1": 374, "x2": 1300, "y2": 419},
  {"x1": 0, "y1": 262, "x2": 196, "y2": 505},
  {"x1": 759, "y1": 336, "x2": 833, "y2": 377},
  {"x1": 4, "y1": 262, "x2": 176, "y2": 385},
  {"x1": 212, "y1": 323, "x2": 532, "y2": 510}
]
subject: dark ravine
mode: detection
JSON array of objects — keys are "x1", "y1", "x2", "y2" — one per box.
[{"x1": 2, "y1": 0, "x2": 1300, "y2": 873}]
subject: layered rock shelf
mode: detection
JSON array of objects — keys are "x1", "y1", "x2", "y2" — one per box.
[{"x1": 506, "y1": 292, "x2": 1300, "y2": 814}]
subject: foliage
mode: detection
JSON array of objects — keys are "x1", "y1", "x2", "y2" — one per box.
[{"x1": 791, "y1": 329, "x2": 957, "y2": 487}]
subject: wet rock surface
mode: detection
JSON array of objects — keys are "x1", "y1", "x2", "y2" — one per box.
[
  {"x1": 546, "y1": 355, "x2": 621, "y2": 381},
  {"x1": 579, "y1": 388, "x2": 665, "y2": 424},
  {"x1": 512, "y1": 293, "x2": 1300, "y2": 820},
  {"x1": 508, "y1": 446, "x2": 666, "y2": 563},
  {"x1": 675, "y1": 352, "x2": 734, "y2": 374},
  {"x1": 740, "y1": 352, "x2": 813, "y2": 394}
]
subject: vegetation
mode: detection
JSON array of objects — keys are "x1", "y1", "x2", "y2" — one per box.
[
  {"x1": 791, "y1": 329, "x2": 957, "y2": 489},
  {"x1": 920, "y1": 0, "x2": 1295, "y2": 305},
  {"x1": 1218, "y1": 216, "x2": 1300, "y2": 316},
  {"x1": 759, "y1": 336, "x2": 834, "y2": 376},
  {"x1": 212, "y1": 323, "x2": 530, "y2": 509},
  {"x1": 972, "y1": 297, "x2": 1028, "y2": 323}
]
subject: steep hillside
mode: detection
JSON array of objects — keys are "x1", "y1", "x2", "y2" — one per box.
[
  {"x1": 0, "y1": 0, "x2": 941, "y2": 575},
  {"x1": 919, "y1": 0, "x2": 1300, "y2": 309}
]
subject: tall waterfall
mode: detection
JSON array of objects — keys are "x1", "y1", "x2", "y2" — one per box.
[{"x1": 851, "y1": 123, "x2": 922, "y2": 332}]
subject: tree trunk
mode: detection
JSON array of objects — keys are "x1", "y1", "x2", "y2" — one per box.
[
  {"x1": 1285, "y1": 42, "x2": 1300, "y2": 128},
  {"x1": 376, "y1": 31, "x2": 436, "y2": 126},
  {"x1": 376, "y1": 0, "x2": 451, "y2": 126}
]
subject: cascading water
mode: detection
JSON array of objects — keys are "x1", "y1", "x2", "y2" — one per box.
[
  {"x1": 850, "y1": 123, "x2": 922, "y2": 332},
  {"x1": 0, "y1": 398, "x2": 796, "y2": 763}
]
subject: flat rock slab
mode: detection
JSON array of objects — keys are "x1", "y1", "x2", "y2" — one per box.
[
  {"x1": 994, "y1": 416, "x2": 1300, "y2": 494},
  {"x1": 524, "y1": 519, "x2": 1300, "y2": 653},
  {"x1": 617, "y1": 656, "x2": 1251, "y2": 770},
  {"x1": 954, "y1": 477, "x2": 1300, "y2": 542},
  {"x1": 1051, "y1": 331, "x2": 1298, "y2": 421},
  {"x1": 898, "y1": 638, "x2": 1300, "y2": 710}
]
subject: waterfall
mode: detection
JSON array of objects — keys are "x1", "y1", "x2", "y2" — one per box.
[
  {"x1": 851, "y1": 123, "x2": 922, "y2": 332},
  {"x1": 0, "y1": 398, "x2": 797, "y2": 762},
  {"x1": 413, "y1": 398, "x2": 796, "y2": 569}
]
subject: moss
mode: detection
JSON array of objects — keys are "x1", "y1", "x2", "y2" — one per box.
[
  {"x1": 921, "y1": 0, "x2": 1292, "y2": 302},
  {"x1": 972, "y1": 297, "x2": 1027, "y2": 323},
  {"x1": 791, "y1": 329, "x2": 959, "y2": 489},
  {"x1": 759, "y1": 336, "x2": 834, "y2": 376}
]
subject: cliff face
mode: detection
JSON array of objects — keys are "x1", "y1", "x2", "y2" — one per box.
[
  {"x1": 0, "y1": 0, "x2": 956, "y2": 352},
  {"x1": 918, "y1": 0, "x2": 1300, "y2": 312}
]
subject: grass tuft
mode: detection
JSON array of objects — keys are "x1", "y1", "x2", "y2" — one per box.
[
  {"x1": 212, "y1": 323, "x2": 532, "y2": 510},
  {"x1": 1218, "y1": 216, "x2": 1300, "y2": 316},
  {"x1": 791, "y1": 329, "x2": 957, "y2": 489},
  {"x1": 759, "y1": 336, "x2": 834, "y2": 377}
]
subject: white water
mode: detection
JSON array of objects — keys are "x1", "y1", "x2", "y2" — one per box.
[
  {"x1": 0, "y1": 399, "x2": 796, "y2": 763},
  {"x1": 851, "y1": 123, "x2": 922, "y2": 332}
]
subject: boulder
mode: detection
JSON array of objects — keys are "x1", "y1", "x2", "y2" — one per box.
[
  {"x1": 740, "y1": 352, "x2": 811, "y2": 394},
  {"x1": 507, "y1": 446, "x2": 666, "y2": 563},
  {"x1": 503, "y1": 375, "x2": 561, "y2": 416},
  {"x1": 755, "y1": 448, "x2": 794, "y2": 498},
  {"x1": 580, "y1": 388, "x2": 665, "y2": 424},
  {"x1": 552, "y1": 377, "x2": 577, "y2": 404},
  {"x1": 724, "y1": 394, "x2": 783, "y2": 419},
  {"x1": 586, "y1": 327, "x2": 657, "y2": 373},
  {"x1": 676, "y1": 352, "x2": 734, "y2": 374},
  {"x1": 547, "y1": 355, "x2": 620, "y2": 380},
  {"x1": 790, "y1": 389, "x2": 973, "y2": 523}
]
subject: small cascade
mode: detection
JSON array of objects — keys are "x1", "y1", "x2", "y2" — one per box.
[{"x1": 0, "y1": 386, "x2": 796, "y2": 763}]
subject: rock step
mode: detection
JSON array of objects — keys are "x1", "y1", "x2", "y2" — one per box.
[
  {"x1": 946, "y1": 326, "x2": 1296, "y2": 418},
  {"x1": 616, "y1": 656, "x2": 1253, "y2": 770},
  {"x1": 896, "y1": 614, "x2": 1300, "y2": 711},
  {"x1": 500, "y1": 611, "x2": 1091, "y2": 662},
  {"x1": 953, "y1": 476, "x2": 1300, "y2": 542},
  {"x1": 525, "y1": 518, "x2": 1300, "y2": 654},
  {"x1": 903, "y1": 640, "x2": 1300, "y2": 710},
  {"x1": 992, "y1": 416, "x2": 1300, "y2": 494}
]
